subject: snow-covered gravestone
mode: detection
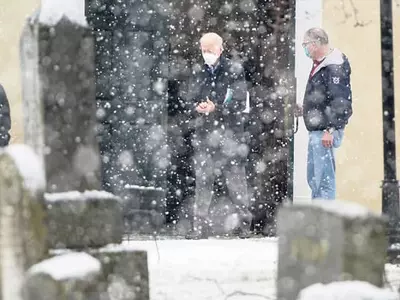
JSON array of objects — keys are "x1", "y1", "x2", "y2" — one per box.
[
  {"x1": 49, "y1": 246, "x2": 150, "y2": 300},
  {"x1": 22, "y1": 253, "x2": 102, "y2": 300},
  {"x1": 0, "y1": 145, "x2": 48, "y2": 300},
  {"x1": 277, "y1": 200, "x2": 388, "y2": 300},
  {"x1": 45, "y1": 191, "x2": 124, "y2": 249},
  {"x1": 20, "y1": 0, "x2": 101, "y2": 193},
  {"x1": 90, "y1": 246, "x2": 149, "y2": 300}
]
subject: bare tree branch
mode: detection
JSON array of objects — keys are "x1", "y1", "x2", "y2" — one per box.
[
  {"x1": 337, "y1": 0, "x2": 372, "y2": 27},
  {"x1": 348, "y1": 0, "x2": 372, "y2": 27}
]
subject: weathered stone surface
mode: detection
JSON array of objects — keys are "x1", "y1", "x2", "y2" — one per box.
[
  {"x1": 91, "y1": 247, "x2": 149, "y2": 300},
  {"x1": 46, "y1": 191, "x2": 124, "y2": 249},
  {"x1": 0, "y1": 145, "x2": 48, "y2": 300},
  {"x1": 124, "y1": 209, "x2": 166, "y2": 234},
  {"x1": 22, "y1": 252, "x2": 102, "y2": 300},
  {"x1": 122, "y1": 185, "x2": 166, "y2": 233},
  {"x1": 297, "y1": 281, "x2": 398, "y2": 300},
  {"x1": 49, "y1": 246, "x2": 150, "y2": 300},
  {"x1": 277, "y1": 200, "x2": 388, "y2": 300},
  {"x1": 20, "y1": 11, "x2": 101, "y2": 193}
]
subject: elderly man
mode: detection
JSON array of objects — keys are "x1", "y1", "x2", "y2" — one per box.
[
  {"x1": 0, "y1": 84, "x2": 11, "y2": 147},
  {"x1": 185, "y1": 32, "x2": 251, "y2": 239},
  {"x1": 300, "y1": 28, "x2": 352, "y2": 200}
]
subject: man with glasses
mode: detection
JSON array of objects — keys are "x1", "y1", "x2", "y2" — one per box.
[{"x1": 298, "y1": 27, "x2": 353, "y2": 200}]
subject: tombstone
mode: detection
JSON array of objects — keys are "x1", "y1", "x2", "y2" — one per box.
[
  {"x1": 91, "y1": 247, "x2": 149, "y2": 300},
  {"x1": 45, "y1": 191, "x2": 124, "y2": 249},
  {"x1": 20, "y1": 0, "x2": 101, "y2": 193},
  {"x1": 0, "y1": 145, "x2": 48, "y2": 300},
  {"x1": 49, "y1": 247, "x2": 150, "y2": 300},
  {"x1": 297, "y1": 281, "x2": 399, "y2": 300},
  {"x1": 123, "y1": 185, "x2": 166, "y2": 234},
  {"x1": 22, "y1": 252, "x2": 102, "y2": 300},
  {"x1": 277, "y1": 200, "x2": 388, "y2": 300}
]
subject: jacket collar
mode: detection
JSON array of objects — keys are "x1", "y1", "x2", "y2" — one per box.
[{"x1": 312, "y1": 48, "x2": 344, "y2": 75}]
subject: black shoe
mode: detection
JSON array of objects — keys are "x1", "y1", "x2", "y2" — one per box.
[
  {"x1": 237, "y1": 227, "x2": 251, "y2": 239},
  {"x1": 185, "y1": 227, "x2": 210, "y2": 240},
  {"x1": 232, "y1": 221, "x2": 252, "y2": 239}
]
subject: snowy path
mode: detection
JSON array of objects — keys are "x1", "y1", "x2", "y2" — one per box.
[{"x1": 121, "y1": 237, "x2": 400, "y2": 299}]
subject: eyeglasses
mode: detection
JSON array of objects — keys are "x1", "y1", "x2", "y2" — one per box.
[{"x1": 302, "y1": 41, "x2": 315, "y2": 48}]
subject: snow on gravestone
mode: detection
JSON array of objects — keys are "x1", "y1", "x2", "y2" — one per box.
[
  {"x1": 50, "y1": 244, "x2": 150, "y2": 300},
  {"x1": 20, "y1": 0, "x2": 101, "y2": 193},
  {"x1": 297, "y1": 281, "x2": 398, "y2": 300},
  {"x1": 22, "y1": 252, "x2": 102, "y2": 300},
  {"x1": 45, "y1": 191, "x2": 124, "y2": 249},
  {"x1": 0, "y1": 145, "x2": 48, "y2": 300},
  {"x1": 277, "y1": 200, "x2": 388, "y2": 300}
]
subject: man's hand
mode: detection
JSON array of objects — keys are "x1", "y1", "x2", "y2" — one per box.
[
  {"x1": 196, "y1": 102, "x2": 209, "y2": 113},
  {"x1": 206, "y1": 98, "x2": 215, "y2": 112},
  {"x1": 294, "y1": 103, "x2": 303, "y2": 117},
  {"x1": 196, "y1": 98, "x2": 216, "y2": 114},
  {"x1": 322, "y1": 131, "x2": 334, "y2": 148}
]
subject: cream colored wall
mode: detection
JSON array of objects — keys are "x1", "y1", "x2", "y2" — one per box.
[
  {"x1": 323, "y1": 0, "x2": 400, "y2": 212},
  {"x1": 0, "y1": 0, "x2": 40, "y2": 144}
]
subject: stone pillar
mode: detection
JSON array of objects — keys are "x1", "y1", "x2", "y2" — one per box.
[
  {"x1": 277, "y1": 200, "x2": 388, "y2": 300},
  {"x1": 20, "y1": 0, "x2": 101, "y2": 193},
  {"x1": 0, "y1": 145, "x2": 48, "y2": 300}
]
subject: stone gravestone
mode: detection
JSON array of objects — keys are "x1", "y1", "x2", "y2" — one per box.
[
  {"x1": 45, "y1": 191, "x2": 124, "y2": 249},
  {"x1": 50, "y1": 246, "x2": 150, "y2": 300},
  {"x1": 90, "y1": 246, "x2": 149, "y2": 300},
  {"x1": 0, "y1": 145, "x2": 48, "y2": 300},
  {"x1": 277, "y1": 200, "x2": 388, "y2": 300},
  {"x1": 22, "y1": 252, "x2": 102, "y2": 300},
  {"x1": 124, "y1": 184, "x2": 166, "y2": 234},
  {"x1": 20, "y1": 0, "x2": 101, "y2": 193}
]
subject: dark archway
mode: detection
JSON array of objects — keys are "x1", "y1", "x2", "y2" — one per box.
[{"x1": 86, "y1": 0, "x2": 296, "y2": 235}]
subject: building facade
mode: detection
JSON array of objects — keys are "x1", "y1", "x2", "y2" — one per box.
[{"x1": 1, "y1": 0, "x2": 400, "y2": 214}]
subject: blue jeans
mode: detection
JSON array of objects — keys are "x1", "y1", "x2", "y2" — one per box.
[{"x1": 307, "y1": 130, "x2": 344, "y2": 200}]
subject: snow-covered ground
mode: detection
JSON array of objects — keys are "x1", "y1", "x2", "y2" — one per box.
[{"x1": 119, "y1": 237, "x2": 400, "y2": 299}]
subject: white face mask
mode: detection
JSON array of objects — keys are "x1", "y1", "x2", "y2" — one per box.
[{"x1": 202, "y1": 52, "x2": 219, "y2": 66}]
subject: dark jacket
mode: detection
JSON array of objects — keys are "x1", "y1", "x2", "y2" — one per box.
[
  {"x1": 185, "y1": 56, "x2": 247, "y2": 139},
  {"x1": 303, "y1": 48, "x2": 353, "y2": 131},
  {"x1": 0, "y1": 84, "x2": 11, "y2": 147}
]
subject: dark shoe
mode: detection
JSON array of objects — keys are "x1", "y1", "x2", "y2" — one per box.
[
  {"x1": 231, "y1": 225, "x2": 251, "y2": 239},
  {"x1": 185, "y1": 219, "x2": 211, "y2": 240},
  {"x1": 237, "y1": 226, "x2": 252, "y2": 239},
  {"x1": 185, "y1": 227, "x2": 210, "y2": 240}
]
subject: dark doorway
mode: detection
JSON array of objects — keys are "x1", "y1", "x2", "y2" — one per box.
[{"x1": 86, "y1": 0, "x2": 296, "y2": 235}]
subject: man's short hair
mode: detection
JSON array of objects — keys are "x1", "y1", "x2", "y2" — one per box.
[
  {"x1": 200, "y1": 32, "x2": 224, "y2": 49},
  {"x1": 305, "y1": 28, "x2": 329, "y2": 45}
]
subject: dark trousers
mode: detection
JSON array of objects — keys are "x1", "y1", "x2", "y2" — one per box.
[{"x1": 192, "y1": 128, "x2": 251, "y2": 229}]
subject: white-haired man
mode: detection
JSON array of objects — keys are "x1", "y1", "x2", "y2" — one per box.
[{"x1": 185, "y1": 32, "x2": 251, "y2": 239}]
